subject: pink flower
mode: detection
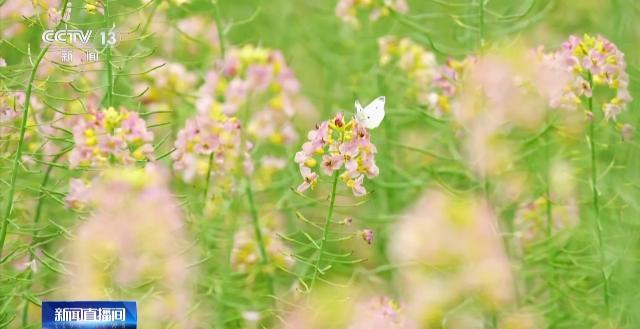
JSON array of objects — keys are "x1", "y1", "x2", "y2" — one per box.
[
  {"x1": 278, "y1": 67, "x2": 300, "y2": 93},
  {"x1": 48, "y1": 8, "x2": 62, "y2": 27},
  {"x1": 230, "y1": 214, "x2": 294, "y2": 273},
  {"x1": 297, "y1": 166, "x2": 318, "y2": 193},
  {"x1": 246, "y1": 64, "x2": 273, "y2": 91},
  {"x1": 348, "y1": 296, "x2": 417, "y2": 329},
  {"x1": 221, "y1": 55, "x2": 240, "y2": 77},
  {"x1": 361, "y1": 229, "x2": 374, "y2": 245},
  {"x1": 378, "y1": 36, "x2": 471, "y2": 116},
  {"x1": 0, "y1": 91, "x2": 23, "y2": 124},
  {"x1": 337, "y1": 0, "x2": 409, "y2": 26},
  {"x1": 65, "y1": 179, "x2": 90, "y2": 210},
  {"x1": 349, "y1": 173, "x2": 367, "y2": 197},
  {"x1": 321, "y1": 154, "x2": 344, "y2": 175}
]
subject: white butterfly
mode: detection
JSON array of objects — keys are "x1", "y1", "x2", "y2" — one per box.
[{"x1": 355, "y1": 96, "x2": 386, "y2": 129}]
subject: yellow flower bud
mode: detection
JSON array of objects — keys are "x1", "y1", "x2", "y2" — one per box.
[
  {"x1": 270, "y1": 95, "x2": 283, "y2": 110},
  {"x1": 305, "y1": 158, "x2": 317, "y2": 168},
  {"x1": 216, "y1": 79, "x2": 228, "y2": 94},
  {"x1": 270, "y1": 82, "x2": 282, "y2": 93},
  {"x1": 270, "y1": 132, "x2": 284, "y2": 145},
  {"x1": 85, "y1": 3, "x2": 97, "y2": 14},
  {"x1": 132, "y1": 147, "x2": 147, "y2": 161}
]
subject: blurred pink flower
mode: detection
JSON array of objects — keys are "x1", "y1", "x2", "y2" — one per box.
[
  {"x1": 389, "y1": 190, "x2": 514, "y2": 325},
  {"x1": 514, "y1": 196, "x2": 579, "y2": 247},
  {"x1": 140, "y1": 59, "x2": 197, "y2": 108},
  {"x1": 348, "y1": 296, "x2": 417, "y2": 329},
  {"x1": 378, "y1": 36, "x2": 472, "y2": 116},
  {"x1": 65, "y1": 178, "x2": 90, "y2": 210},
  {"x1": 47, "y1": 8, "x2": 61, "y2": 26},
  {"x1": 230, "y1": 214, "x2": 294, "y2": 274},
  {"x1": 247, "y1": 64, "x2": 274, "y2": 91},
  {"x1": 0, "y1": 91, "x2": 24, "y2": 125},
  {"x1": 337, "y1": 0, "x2": 409, "y2": 27},
  {"x1": 61, "y1": 165, "x2": 197, "y2": 328},
  {"x1": 176, "y1": 16, "x2": 220, "y2": 53},
  {"x1": 620, "y1": 123, "x2": 634, "y2": 141}
]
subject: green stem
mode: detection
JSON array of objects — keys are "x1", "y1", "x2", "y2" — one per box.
[
  {"x1": 310, "y1": 170, "x2": 340, "y2": 290},
  {"x1": 104, "y1": 0, "x2": 114, "y2": 107},
  {"x1": 20, "y1": 152, "x2": 64, "y2": 326},
  {"x1": 212, "y1": 0, "x2": 226, "y2": 58},
  {"x1": 545, "y1": 120, "x2": 553, "y2": 237},
  {"x1": 203, "y1": 0, "x2": 225, "y2": 204},
  {"x1": 479, "y1": 0, "x2": 485, "y2": 48},
  {"x1": 0, "y1": 46, "x2": 51, "y2": 258},
  {"x1": 543, "y1": 116, "x2": 559, "y2": 314},
  {"x1": 245, "y1": 179, "x2": 274, "y2": 297},
  {"x1": 587, "y1": 74, "x2": 609, "y2": 315},
  {"x1": 246, "y1": 182, "x2": 268, "y2": 264},
  {"x1": 203, "y1": 153, "x2": 214, "y2": 202},
  {"x1": 110, "y1": 0, "x2": 160, "y2": 91}
]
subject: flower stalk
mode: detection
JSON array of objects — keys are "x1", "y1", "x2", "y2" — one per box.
[
  {"x1": 310, "y1": 170, "x2": 340, "y2": 290},
  {"x1": 545, "y1": 122, "x2": 553, "y2": 237},
  {"x1": 104, "y1": 0, "x2": 114, "y2": 107},
  {"x1": 245, "y1": 179, "x2": 274, "y2": 297},
  {"x1": 587, "y1": 73, "x2": 610, "y2": 315},
  {"x1": 20, "y1": 151, "x2": 66, "y2": 326},
  {"x1": 203, "y1": 0, "x2": 225, "y2": 204},
  {"x1": 0, "y1": 46, "x2": 52, "y2": 258}
]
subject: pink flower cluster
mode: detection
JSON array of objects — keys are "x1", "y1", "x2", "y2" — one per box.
[
  {"x1": 69, "y1": 107, "x2": 154, "y2": 168},
  {"x1": 230, "y1": 214, "x2": 294, "y2": 274},
  {"x1": 176, "y1": 16, "x2": 220, "y2": 54},
  {"x1": 172, "y1": 111, "x2": 249, "y2": 183},
  {"x1": 196, "y1": 45, "x2": 300, "y2": 146},
  {"x1": 514, "y1": 196, "x2": 579, "y2": 247},
  {"x1": 336, "y1": 0, "x2": 409, "y2": 27},
  {"x1": 294, "y1": 113, "x2": 379, "y2": 196},
  {"x1": 1, "y1": 0, "x2": 65, "y2": 38},
  {"x1": 378, "y1": 36, "x2": 473, "y2": 116},
  {"x1": 47, "y1": 6, "x2": 70, "y2": 27},
  {"x1": 62, "y1": 165, "x2": 196, "y2": 328},
  {"x1": 389, "y1": 191, "x2": 514, "y2": 325},
  {"x1": 348, "y1": 296, "x2": 417, "y2": 329},
  {"x1": 0, "y1": 91, "x2": 24, "y2": 125},
  {"x1": 139, "y1": 59, "x2": 198, "y2": 106},
  {"x1": 551, "y1": 34, "x2": 631, "y2": 120}
]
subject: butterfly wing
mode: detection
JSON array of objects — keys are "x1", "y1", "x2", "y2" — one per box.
[
  {"x1": 355, "y1": 100, "x2": 364, "y2": 113},
  {"x1": 355, "y1": 100, "x2": 365, "y2": 121},
  {"x1": 361, "y1": 96, "x2": 385, "y2": 129}
]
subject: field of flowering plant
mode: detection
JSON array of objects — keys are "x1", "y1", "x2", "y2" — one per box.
[{"x1": 2, "y1": 0, "x2": 640, "y2": 328}]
